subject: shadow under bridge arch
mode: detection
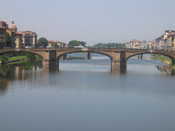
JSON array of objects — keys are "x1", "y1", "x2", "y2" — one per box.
[
  {"x1": 126, "y1": 51, "x2": 175, "y2": 64},
  {"x1": 56, "y1": 50, "x2": 116, "y2": 72}
]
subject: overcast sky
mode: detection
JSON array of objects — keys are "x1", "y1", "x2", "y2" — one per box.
[{"x1": 0, "y1": 0, "x2": 175, "y2": 44}]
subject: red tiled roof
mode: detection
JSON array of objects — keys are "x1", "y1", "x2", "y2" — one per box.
[
  {"x1": 0, "y1": 21, "x2": 8, "y2": 29},
  {"x1": 16, "y1": 32, "x2": 23, "y2": 35},
  {"x1": 48, "y1": 40, "x2": 57, "y2": 43}
]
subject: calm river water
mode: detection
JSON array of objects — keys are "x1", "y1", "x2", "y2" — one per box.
[{"x1": 0, "y1": 54, "x2": 175, "y2": 131}]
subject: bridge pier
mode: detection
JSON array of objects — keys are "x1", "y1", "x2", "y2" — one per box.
[
  {"x1": 42, "y1": 50, "x2": 57, "y2": 71},
  {"x1": 111, "y1": 59, "x2": 120, "y2": 73},
  {"x1": 110, "y1": 53, "x2": 120, "y2": 73},
  {"x1": 172, "y1": 59, "x2": 175, "y2": 66},
  {"x1": 120, "y1": 51, "x2": 127, "y2": 73},
  {"x1": 110, "y1": 51, "x2": 127, "y2": 73},
  {"x1": 87, "y1": 52, "x2": 91, "y2": 60}
]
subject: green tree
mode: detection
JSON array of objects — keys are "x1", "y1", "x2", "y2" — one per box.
[
  {"x1": 0, "y1": 32, "x2": 14, "y2": 48},
  {"x1": 68, "y1": 40, "x2": 80, "y2": 47},
  {"x1": 0, "y1": 38, "x2": 5, "y2": 48},
  {"x1": 0, "y1": 56, "x2": 8, "y2": 64},
  {"x1": 93, "y1": 42, "x2": 126, "y2": 48},
  {"x1": 68, "y1": 40, "x2": 87, "y2": 47},
  {"x1": 37, "y1": 37, "x2": 48, "y2": 48},
  {"x1": 80, "y1": 41, "x2": 87, "y2": 47},
  {"x1": 4, "y1": 32, "x2": 14, "y2": 47}
]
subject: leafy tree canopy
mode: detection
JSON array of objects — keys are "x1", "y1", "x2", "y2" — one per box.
[
  {"x1": 68, "y1": 40, "x2": 87, "y2": 47},
  {"x1": 80, "y1": 41, "x2": 87, "y2": 47},
  {"x1": 93, "y1": 42, "x2": 126, "y2": 48},
  {"x1": 0, "y1": 32, "x2": 15, "y2": 48},
  {"x1": 37, "y1": 37, "x2": 48, "y2": 47},
  {"x1": 4, "y1": 32, "x2": 14, "y2": 47}
]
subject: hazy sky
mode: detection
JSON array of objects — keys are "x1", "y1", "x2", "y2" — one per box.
[{"x1": 0, "y1": 0, "x2": 175, "y2": 44}]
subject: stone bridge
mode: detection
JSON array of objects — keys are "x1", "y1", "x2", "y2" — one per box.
[{"x1": 0, "y1": 48, "x2": 175, "y2": 73}]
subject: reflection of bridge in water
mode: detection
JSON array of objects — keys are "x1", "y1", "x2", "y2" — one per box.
[{"x1": 0, "y1": 48, "x2": 175, "y2": 73}]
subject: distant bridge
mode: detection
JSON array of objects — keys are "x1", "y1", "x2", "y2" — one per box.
[{"x1": 0, "y1": 48, "x2": 175, "y2": 73}]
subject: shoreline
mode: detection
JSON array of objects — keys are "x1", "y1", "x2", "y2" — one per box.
[{"x1": 0, "y1": 55, "x2": 42, "y2": 65}]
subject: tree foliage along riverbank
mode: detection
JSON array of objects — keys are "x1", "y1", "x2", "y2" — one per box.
[
  {"x1": 151, "y1": 55, "x2": 175, "y2": 71},
  {"x1": 93, "y1": 43, "x2": 126, "y2": 48},
  {"x1": 0, "y1": 53, "x2": 42, "y2": 64},
  {"x1": 151, "y1": 55, "x2": 172, "y2": 65},
  {"x1": 0, "y1": 53, "x2": 43, "y2": 78},
  {"x1": 0, "y1": 61, "x2": 42, "y2": 79},
  {"x1": 68, "y1": 40, "x2": 87, "y2": 48}
]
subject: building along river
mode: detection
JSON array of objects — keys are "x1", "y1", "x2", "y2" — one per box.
[{"x1": 0, "y1": 53, "x2": 175, "y2": 131}]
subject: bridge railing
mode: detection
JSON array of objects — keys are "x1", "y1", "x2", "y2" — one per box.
[{"x1": 0, "y1": 47, "x2": 175, "y2": 52}]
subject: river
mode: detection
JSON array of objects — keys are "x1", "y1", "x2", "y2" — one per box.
[{"x1": 0, "y1": 54, "x2": 175, "y2": 131}]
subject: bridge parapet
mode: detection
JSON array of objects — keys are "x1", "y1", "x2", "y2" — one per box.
[{"x1": 1, "y1": 48, "x2": 175, "y2": 72}]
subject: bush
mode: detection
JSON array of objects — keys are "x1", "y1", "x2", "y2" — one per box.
[{"x1": 0, "y1": 56, "x2": 8, "y2": 64}]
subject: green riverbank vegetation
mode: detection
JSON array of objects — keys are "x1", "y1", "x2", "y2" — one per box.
[
  {"x1": 151, "y1": 55, "x2": 172, "y2": 65},
  {"x1": 150, "y1": 55, "x2": 175, "y2": 75},
  {"x1": 0, "y1": 60, "x2": 42, "y2": 78},
  {"x1": 0, "y1": 53, "x2": 42, "y2": 64},
  {"x1": 151, "y1": 55, "x2": 175, "y2": 71}
]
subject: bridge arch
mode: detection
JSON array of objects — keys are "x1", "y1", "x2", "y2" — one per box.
[
  {"x1": 126, "y1": 51, "x2": 175, "y2": 64},
  {"x1": 56, "y1": 49, "x2": 117, "y2": 72}
]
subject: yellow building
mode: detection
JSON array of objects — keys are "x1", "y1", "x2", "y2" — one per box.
[
  {"x1": 15, "y1": 32, "x2": 23, "y2": 48},
  {"x1": 48, "y1": 40, "x2": 66, "y2": 48},
  {"x1": 129, "y1": 40, "x2": 142, "y2": 49},
  {"x1": 162, "y1": 30, "x2": 175, "y2": 49},
  {"x1": 48, "y1": 40, "x2": 58, "y2": 48}
]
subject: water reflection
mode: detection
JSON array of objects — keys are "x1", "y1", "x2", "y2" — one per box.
[
  {"x1": 156, "y1": 65, "x2": 175, "y2": 75},
  {"x1": 0, "y1": 80, "x2": 9, "y2": 95},
  {"x1": 0, "y1": 58, "x2": 175, "y2": 95},
  {"x1": 0, "y1": 62, "x2": 43, "y2": 94},
  {"x1": 1, "y1": 57, "x2": 175, "y2": 131},
  {"x1": 128, "y1": 55, "x2": 175, "y2": 75}
]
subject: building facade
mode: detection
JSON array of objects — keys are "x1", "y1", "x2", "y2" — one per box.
[
  {"x1": 48, "y1": 40, "x2": 66, "y2": 48},
  {"x1": 15, "y1": 32, "x2": 23, "y2": 48},
  {"x1": 155, "y1": 30, "x2": 175, "y2": 49},
  {"x1": 0, "y1": 21, "x2": 8, "y2": 48},
  {"x1": 0, "y1": 21, "x2": 17, "y2": 48},
  {"x1": 128, "y1": 40, "x2": 148, "y2": 49},
  {"x1": 21, "y1": 31, "x2": 37, "y2": 48}
]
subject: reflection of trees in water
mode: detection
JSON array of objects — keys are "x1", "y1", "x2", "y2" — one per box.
[
  {"x1": 156, "y1": 65, "x2": 175, "y2": 75},
  {"x1": 0, "y1": 65, "x2": 14, "y2": 78},
  {"x1": 0, "y1": 61, "x2": 42, "y2": 95},
  {"x1": 0, "y1": 80, "x2": 10, "y2": 95}
]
